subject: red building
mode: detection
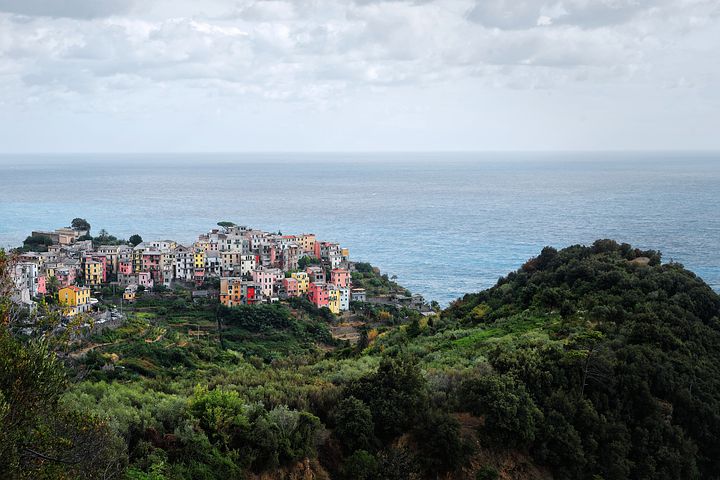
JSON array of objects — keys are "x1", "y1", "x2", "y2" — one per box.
[{"x1": 308, "y1": 282, "x2": 329, "y2": 308}]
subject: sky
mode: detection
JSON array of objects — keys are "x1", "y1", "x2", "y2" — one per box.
[{"x1": 0, "y1": 0, "x2": 718, "y2": 153}]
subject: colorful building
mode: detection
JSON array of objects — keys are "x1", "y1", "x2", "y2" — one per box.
[
  {"x1": 328, "y1": 285, "x2": 341, "y2": 314},
  {"x1": 58, "y1": 285, "x2": 91, "y2": 316},
  {"x1": 297, "y1": 234, "x2": 316, "y2": 255},
  {"x1": 281, "y1": 277, "x2": 299, "y2": 298},
  {"x1": 220, "y1": 277, "x2": 259, "y2": 306},
  {"x1": 291, "y1": 271, "x2": 310, "y2": 294},
  {"x1": 83, "y1": 258, "x2": 105, "y2": 286},
  {"x1": 118, "y1": 260, "x2": 133, "y2": 275},
  {"x1": 252, "y1": 267, "x2": 283, "y2": 298},
  {"x1": 123, "y1": 284, "x2": 138, "y2": 302},
  {"x1": 308, "y1": 282, "x2": 329, "y2": 308},
  {"x1": 330, "y1": 268, "x2": 350, "y2": 288},
  {"x1": 142, "y1": 251, "x2": 162, "y2": 283},
  {"x1": 193, "y1": 249, "x2": 206, "y2": 269}
]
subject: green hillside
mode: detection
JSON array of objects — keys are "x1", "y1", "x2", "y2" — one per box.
[{"x1": 2, "y1": 241, "x2": 720, "y2": 479}]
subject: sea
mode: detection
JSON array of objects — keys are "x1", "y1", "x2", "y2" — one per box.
[{"x1": 1, "y1": 152, "x2": 718, "y2": 305}]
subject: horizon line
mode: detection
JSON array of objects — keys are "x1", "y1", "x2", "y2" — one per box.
[{"x1": 1, "y1": 149, "x2": 720, "y2": 156}]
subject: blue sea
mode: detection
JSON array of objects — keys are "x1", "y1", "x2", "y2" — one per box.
[{"x1": 1, "y1": 152, "x2": 718, "y2": 305}]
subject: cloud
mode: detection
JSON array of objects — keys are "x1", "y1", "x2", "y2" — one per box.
[
  {"x1": 0, "y1": 0, "x2": 717, "y2": 112},
  {"x1": 465, "y1": 0, "x2": 662, "y2": 30},
  {"x1": 0, "y1": 0, "x2": 135, "y2": 19}
]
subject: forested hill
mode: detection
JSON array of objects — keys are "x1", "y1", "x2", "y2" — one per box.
[{"x1": 442, "y1": 239, "x2": 720, "y2": 479}]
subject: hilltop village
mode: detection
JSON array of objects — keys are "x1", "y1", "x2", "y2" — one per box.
[{"x1": 10, "y1": 220, "x2": 430, "y2": 319}]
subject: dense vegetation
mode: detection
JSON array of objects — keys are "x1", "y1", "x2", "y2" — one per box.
[
  {"x1": 351, "y1": 262, "x2": 411, "y2": 297},
  {"x1": 2, "y1": 240, "x2": 720, "y2": 479}
]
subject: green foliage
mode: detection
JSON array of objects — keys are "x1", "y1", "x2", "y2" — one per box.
[
  {"x1": 333, "y1": 396, "x2": 375, "y2": 453},
  {"x1": 22, "y1": 233, "x2": 54, "y2": 252},
  {"x1": 459, "y1": 373, "x2": 542, "y2": 447},
  {"x1": 413, "y1": 409, "x2": 470, "y2": 474},
  {"x1": 0, "y1": 330, "x2": 126, "y2": 479},
  {"x1": 0, "y1": 330, "x2": 67, "y2": 472},
  {"x1": 189, "y1": 386, "x2": 322, "y2": 472},
  {"x1": 71, "y1": 217, "x2": 91, "y2": 231},
  {"x1": 354, "y1": 262, "x2": 373, "y2": 274},
  {"x1": 340, "y1": 450, "x2": 378, "y2": 480},
  {"x1": 298, "y1": 255, "x2": 320, "y2": 269},
  {"x1": 375, "y1": 446, "x2": 420, "y2": 480},
  {"x1": 129, "y1": 234, "x2": 143, "y2": 246},
  {"x1": 345, "y1": 357, "x2": 428, "y2": 440},
  {"x1": 350, "y1": 264, "x2": 410, "y2": 297},
  {"x1": 4, "y1": 240, "x2": 719, "y2": 480},
  {"x1": 446, "y1": 240, "x2": 720, "y2": 479}
]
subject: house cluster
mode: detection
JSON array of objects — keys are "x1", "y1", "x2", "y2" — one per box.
[
  {"x1": 11, "y1": 224, "x2": 367, "y2": 317},
  {"x1": 12, "y1": 226, "x2": 99, "y2": 316},
  {"x1": 208, "y1": 226, "x2": 361, "y2": 314}
]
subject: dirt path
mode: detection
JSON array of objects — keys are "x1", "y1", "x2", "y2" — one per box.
[{"x1": 69, "y1": 342, "x2": 114, "y2": 358}]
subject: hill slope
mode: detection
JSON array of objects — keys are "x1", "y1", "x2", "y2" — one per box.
[{"x1": 440, "y1": 239, "x2": 720, "y2": 479}]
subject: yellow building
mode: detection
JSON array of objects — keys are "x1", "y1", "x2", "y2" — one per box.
[
  {"x1": 328, "y1": 286, "x2": 341, "y2": 315},
  {"x1": 84, "y1": 260, "x2": 103, "y2": 286},
  {"x1": 194, "y1": 249, "x2": 206, "y2": 269},
  {"x1": 291, "y1": 272, "x2": 310, "y2": 294},
  {"x1": 297, "y1": 234, "x2": 316, "y2": 255},
  {"x1": 58, "y1": 285, "x2": 91, "y2": 316},
  {"x1": 123, "y1": 285, "x2": 137, "y2": 302},
  {"x1": 132, "y1": 249, "x2": 143, "y2": 272}
]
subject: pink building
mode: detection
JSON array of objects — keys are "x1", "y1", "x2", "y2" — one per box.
[
  {"x1": 330, "y1": 268, "x2": 350, "y2": 288},
  {"x1": 96, "y1": 255, "x2": 108, "y2": 283},
  {"x1": 55, "y1": 268, "x2": 77, "y2": 287},
  {"x1": 119, "y1": 260, "x2": 133, "y2": 275},
  {"x1": 282, "y1": 277, "x2": 299, "y2": 298},
  {"x1": 252, "y1": 267, "x2": 283, "y2": 298},
  {"x1": 138, "y1": 272, "x2": 154, "y2": 289},
  {"x1": 194, "y1": 268, "x2": 205, "y2": 287},
  {"x1": 142, "y1": 251, "x2": 162, "y2": 283},
  {"x1": 269, "y1": 246, "x2": 277, "y2": 267},
  {"x1": 37, "y1": 275, "x2": 47, "y2": 295},
  {"x1": 308, "y1": 282, "x2": 329, "y2": 308}
]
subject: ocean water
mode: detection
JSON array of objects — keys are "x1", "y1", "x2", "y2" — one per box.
[{"x1": 1, "y1": 152, "x2": 718, "y2": 305}]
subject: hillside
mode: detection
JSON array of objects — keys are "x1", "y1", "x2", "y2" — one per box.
[
  {"x1": 2, "y1": 241, "x2": 720, "y2": 480},
  {"x1": 438, "y1": 240, "x2": 720, "y2": 479}
]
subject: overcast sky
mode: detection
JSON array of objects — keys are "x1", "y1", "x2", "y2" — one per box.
[{"x1": 0, "y1": 0, "x2": 718, "y2": 153}]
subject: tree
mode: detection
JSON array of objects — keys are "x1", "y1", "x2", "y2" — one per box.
[
  {"x1": 298, "y1": 256, "x2": 319, "y2": 269},
  {"x1": 341, "y1": 450, "x2": 378, "y2": 480},
  {"x1": 458, "y1": 374, "x2": 542, "y2": 447},
  {"x1": 46, "y1": 276, "x2": 60, "y2": 297},
  {"x1": 413, "y1": 410, "x2": 469, "y2": 474},
  {"x1": 22, "y1": 234, "x2": 53, "y2": 252},
  {"x1": 334, "y1": 397, "x2": 375, "y2": 453},
  {"x1": 129, "y1": 234, "x2": 143, "y2": 247},
  {"x1": 71, "y1": 218, "x2": 91, "y2": 232},
  {"x1": 1, "y1": 251, "x2": 125, "y2": 477},
  {"x1": 345, "y1": 357, "x2": 428, "y2": 440},
  {"x1": 217, "y1": 221, "x2": 235, "y2": 230}
]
